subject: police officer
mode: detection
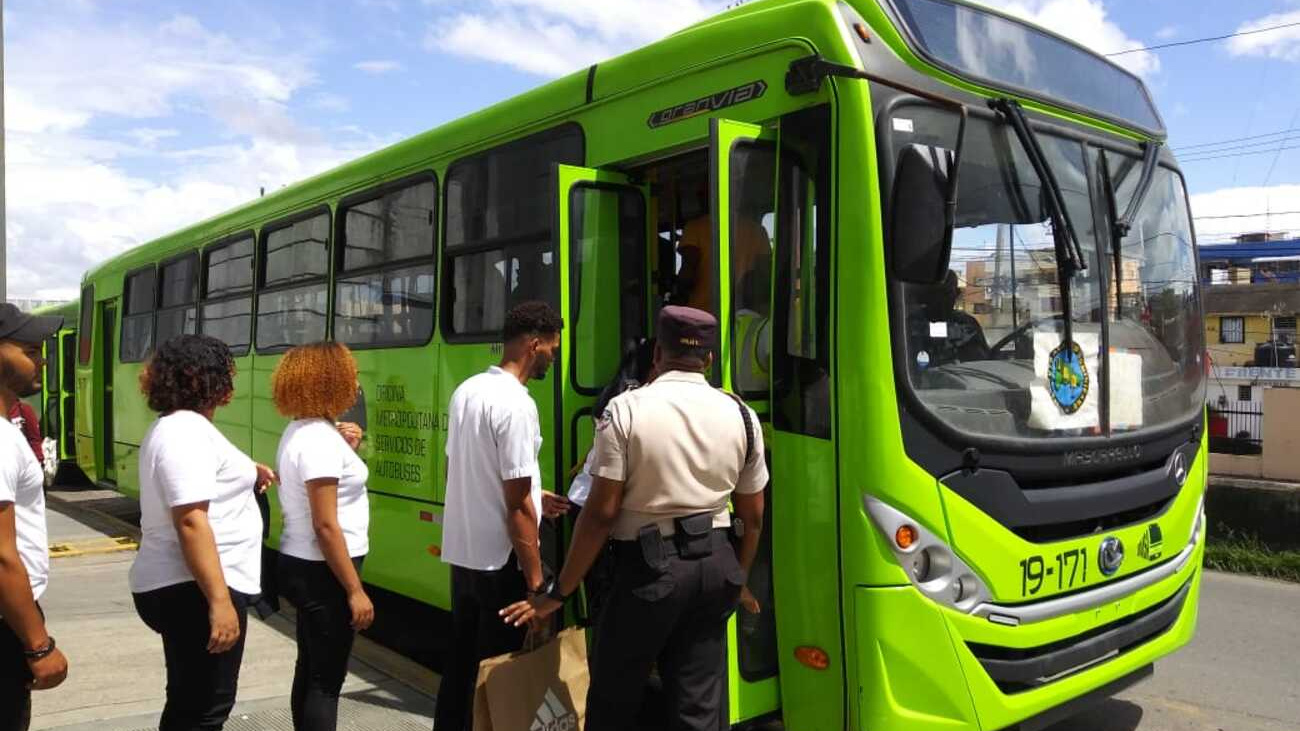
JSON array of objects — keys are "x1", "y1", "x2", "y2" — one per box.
[{"x1": 502, "y1": 306, "x2": 767, "y2": 731}]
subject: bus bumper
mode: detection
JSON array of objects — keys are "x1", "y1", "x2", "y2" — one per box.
[{"x1": 852, "y1": 540, "x2": 1203, "y2": 731}]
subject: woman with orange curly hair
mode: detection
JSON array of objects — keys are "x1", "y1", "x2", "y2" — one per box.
[{"x1": 271, "y1": 341, "x2": 371, "y2": 731}]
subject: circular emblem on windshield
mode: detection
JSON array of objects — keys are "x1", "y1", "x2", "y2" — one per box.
[
  {"x1": 1171, "y1": 451, "x2": 1189, "y2": 486},
  {"x1": 1048, "y1": 340, "x2": 1090, "y2": 414},
  {"x1": 1098, "y1": 536, "x2": 1125, "y2": 576}
]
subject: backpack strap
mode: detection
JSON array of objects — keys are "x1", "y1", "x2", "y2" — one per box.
[{"x1": 721, "y1": 391, "x2": 755, "y2": 470}]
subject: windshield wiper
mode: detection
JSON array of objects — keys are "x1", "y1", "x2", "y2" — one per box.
[
  {"x1": 1100, "y1": 142, "x2": 1162, "y2": 319},
  {"x1": 990, "y1": 98, "x2": 1087, "y2": 345}
]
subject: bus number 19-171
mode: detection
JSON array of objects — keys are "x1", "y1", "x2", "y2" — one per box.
[{"x1": 1019, "y1": 549, "x2": 1088, "y2": 597}]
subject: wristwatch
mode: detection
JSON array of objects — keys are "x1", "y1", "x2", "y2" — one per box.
[
  {"x1": 543, "y1": 578, "x2": 570, "y2": 603},
  {"x1": 24, "y1": 636, "x2": 56, "y2": 661}
]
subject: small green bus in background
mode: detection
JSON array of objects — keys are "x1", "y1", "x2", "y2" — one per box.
[
  {"x1": 25, "y1": 300, "x2": 82, "y2": 484},
  {"x1": 67, "y1": 0, "x2": 1207, "y2": 728}
]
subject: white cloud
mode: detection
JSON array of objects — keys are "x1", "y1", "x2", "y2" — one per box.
[
  {"x1": 354, "y1": 59, "x2": 405, "y2": 74},
  {"x1": 424, "y1": 0, "x2": 728, "y2": 77},
  {"x1": 1155, "y1": 25, "x2": 1179, "y2": 41},
  {"x1": 978, "y1": 0, "x2": 1159, "y2": 77},
  {"x1": 310, "y1": 92, "x2": 352, "y2": 113},
  {"x1": 4, "y1": 10, "x2": 388, "y2": 299},
  {"x1": 1227, "y1": 10, "x2": 1300, "y2": 62},
  {"x1": 1190, "y1": 184, "x2": 1300, "y2": 243}
]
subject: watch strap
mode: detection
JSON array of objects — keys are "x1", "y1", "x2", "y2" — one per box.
[{"x1": 24, "y1": 636, "x2": 55, "y2": 661}]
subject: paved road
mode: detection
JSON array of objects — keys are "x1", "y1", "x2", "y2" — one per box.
[{"x1": 28, "y1": 487, "x2": 1300, "y2": 730}]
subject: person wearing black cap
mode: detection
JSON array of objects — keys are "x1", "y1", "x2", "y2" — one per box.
[
  {"x1": 502, "y1": 305, "x2": 768, "y2": 731},
  {"x1": 0, "y1": 303, "x2": 69, "y2": 731}
]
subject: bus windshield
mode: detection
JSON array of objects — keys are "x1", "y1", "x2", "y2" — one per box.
[{"x1": 889, "y1": 105, "x2": 1205, "y2": 440}]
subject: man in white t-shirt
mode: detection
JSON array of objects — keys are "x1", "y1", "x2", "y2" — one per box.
[
  {"x1": 0, "y1": 303, "x2": 69, "y2": 731},
  {"x1": 434, "y1": 301, "x2": 563, "y2": 731}
]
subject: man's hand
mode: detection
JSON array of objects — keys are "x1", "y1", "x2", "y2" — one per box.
[
  {"x1": 27, "y1": 647, "x2": 68, "y2": 690},
  {"x1": 207, "y1": 597, "x2": 241, "y2": 654},
  {"x1": 739, "y1": 586, "x2": 760, "y2": 614},
  {"x1": 336, "y1": 422, "x2": 364, "y2": 451},
  {"x1": 254, "y1": 463, "x2": 277, "y2": 494},
  {"x1": 541, "y1": 492, "x2": 572, "y2": 520},
  {"x1": 500, "y1": 595, "x2": 563, "y2": 628}
]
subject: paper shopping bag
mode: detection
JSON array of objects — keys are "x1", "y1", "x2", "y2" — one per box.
[{"x1": 472, "y1": 627, "x2": 589, "y2": 731}]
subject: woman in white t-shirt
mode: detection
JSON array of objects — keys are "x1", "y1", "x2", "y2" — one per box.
[
  {"x1": 271, "y1": 342, "x2": 371, "y2": 731},
  {"x1": 129, "y1": 335, "x2": 275, "y2": 731}
]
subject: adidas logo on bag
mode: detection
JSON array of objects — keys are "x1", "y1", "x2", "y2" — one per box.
[{"x1": 530, "y1": 688, "x2": 578, "y2": 731}]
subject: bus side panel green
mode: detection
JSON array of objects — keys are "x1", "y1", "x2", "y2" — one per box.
[
  {"x1": 365, "y1": 495, "x2": 449, "y2": 609},
  {"x1": 853, "y1": 587, "x2": 978, "y2": 731},
  {"x1": 252, "y1": 353, "x2": 290, "y2": 546},
  {"x1": 214, "y1": 354, "x2": 254, "y2": 457},
  {"x1": 351, "y1": 346, "x2": 441, "y2": 505},
  {"x1": 770, "y1": 433, "x2": 844, "y2": 731},
  {"x1": 111, "y1": 360, "x2": 150, "y2": 496}
]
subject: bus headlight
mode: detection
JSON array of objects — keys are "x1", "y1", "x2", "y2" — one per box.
[{"x1": 864, "y1": 496, "x2": 992, "y2": 613}]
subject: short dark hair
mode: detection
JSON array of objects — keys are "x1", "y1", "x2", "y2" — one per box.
[
  {"x1": 502, "y1": 301, "x2": 563, "y2": 343},
  {"x1": 139, "y1": 335, "x2": 236, "y2": 414}
]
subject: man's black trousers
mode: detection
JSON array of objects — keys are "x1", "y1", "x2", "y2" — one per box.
[
  {"x1": 133, "y1": 582, "x2": 251, "y2": 731},
  {"x1": 432, "y1": 558, "x2": 528, "y2": 731},
  {"x1": 586, "y1": 531, "x2": 744, "y2": 731}
]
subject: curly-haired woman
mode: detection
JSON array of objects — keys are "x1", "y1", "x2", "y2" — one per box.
[
  {"x1": 128, "y1": 334, "x2": 275, "y2": 731},
  {"x1": 271, "y1": 342, "x2": 371, "y2": 731}
]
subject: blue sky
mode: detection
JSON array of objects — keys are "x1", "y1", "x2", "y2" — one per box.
[{"x1": 6, "y1": 0, "x2": 1300, "y2": 297}]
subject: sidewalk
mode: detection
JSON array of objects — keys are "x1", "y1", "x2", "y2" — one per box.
[{"x1": 32, "y1": 492, "x2": 437, "y2": 731}]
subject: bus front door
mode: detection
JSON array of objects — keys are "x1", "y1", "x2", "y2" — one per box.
[
  {"x1": 99, "y1": 301, "x2": 118, "y2": 484},
  {"x1": 552, "y1": 163, "x2": 650, "y2": 620},
  {"x1": 711, "y1": 118, "x2": 782, "y2": 724}
]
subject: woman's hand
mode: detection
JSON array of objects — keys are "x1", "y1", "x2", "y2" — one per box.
[
  {"x1": 336, "y1": 422, "x2": 364, "y2": 451},
  {"x1": 254, "y1": 463, "x2": 277, "y2": 494},
  {"x1": 500, "y1": 595, "x2": 562, "y2": 628},
  {"x1": 207, "y1": 597, "x2": 241, "y2": 654},
  {"x1": 541, "y1": 492, "x2": 572, "y2": 519},
  {"x1": 348, "y1": 588, "x2": 375, "y2": 631}
]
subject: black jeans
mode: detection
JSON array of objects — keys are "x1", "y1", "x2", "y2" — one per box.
[
  {"x1": 432, "y1": 559, "x2": 529, "y2": 731},
  {"x1": 0, "y1": 605, "x2": 38, "y2": 731},
  {"x1": 279, "y1": 553, "x2": 365, "y2": 731},
  {"x1": 586, "y1": 533, "x2": 743, "y2": 731},
  {"x1": 134, "y1": 582, "x2": 251, "y2": 731}
]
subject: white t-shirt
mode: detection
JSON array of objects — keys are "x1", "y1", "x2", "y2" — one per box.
[
  {"x1": 567, "y1": 450, "x2": 595, "y2": 507},
  {"x1": 0, "y1": 419, "x2": 48, "y2": 601},
  {"x1": 129, "y1": 411, "x2": 263, "y2": 596},
  {"x1": 441, "y1": 366, "x2": 543, "y2": 571},
  {"x1": 276, "y1": 418, "x2": 370, "y2": 561}
]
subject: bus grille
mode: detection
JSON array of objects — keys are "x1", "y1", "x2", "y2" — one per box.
[{"x1": 966, "y1": 579, "x2": 1190, "y2": 694}]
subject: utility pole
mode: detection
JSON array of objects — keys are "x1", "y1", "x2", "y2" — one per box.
[
  {"x1": 0, "y1": 0, "x2": 6, "y2": 301},
  {"x1": 0, "y1": 0, "x2": 7, "y2": 303}
]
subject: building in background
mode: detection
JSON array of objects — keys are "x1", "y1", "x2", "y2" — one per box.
[
  {"x1": 1203, "y1": 284, "x2": 1300, "y2": 367},
  {"x1": 5, "y1": 297, "x2": 70, "y2": 313}
]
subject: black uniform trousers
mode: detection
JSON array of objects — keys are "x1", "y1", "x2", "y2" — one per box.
[
  {"x1": 432, "y1": 557, "x2": 529, "y2": 731},
  {"x1": 133, "y1": 582, "x2": 251, "y2": 731},
  {"x1": 586, "y1": 531, "x2": 744, "y2": 731},
  {"x1": 0, "y1": 605, "x2": 38, "y2": 731},
  {"x1": 279, "y1": 553, "x2": 365, "y2": 731}
]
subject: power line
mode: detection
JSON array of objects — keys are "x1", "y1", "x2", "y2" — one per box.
[
  {"x1": 1195, "y1": 210, "x2": 1300, "y2": 221},
  {"x1": 1179, "y1": 144, "x2": 1300, "y2": 164},
  {"x1": 1175, "y1": 134, "x2": 1300, "y2": 158},
  {"x1": 1174, "y1": 127, "x2": 1300, "y2": 152},
  {"x1": 1106, "y1": 20, "x2": 1300, "y2": 56}
]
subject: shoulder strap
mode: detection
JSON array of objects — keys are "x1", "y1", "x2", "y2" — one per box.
[{"x1": 721, "y1": 391, "x2": 755, "y2": 469}]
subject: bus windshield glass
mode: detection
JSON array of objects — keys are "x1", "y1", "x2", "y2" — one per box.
[
  {"x1": 889, "y1": 0, "x2": 1163, "y2": 134},
  {"x1": 889, "y1": 105, "x2": 1205, "y2": 440}
]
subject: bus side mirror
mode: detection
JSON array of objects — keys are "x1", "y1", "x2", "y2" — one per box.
[{"x1": 890, "y1": 144, "x2": 953, "y2": 285}]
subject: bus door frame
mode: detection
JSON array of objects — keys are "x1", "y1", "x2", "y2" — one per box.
[
  {"x1": 99, "y1": 300, "x2": 118, "y2": 484},
  {"x1": 551, "y1": 163, "x2": 651, "y2": 621}
]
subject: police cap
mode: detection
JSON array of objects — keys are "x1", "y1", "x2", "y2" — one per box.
[{"x1": 657, "y1": 305, "x2": 717, "y2": 351}]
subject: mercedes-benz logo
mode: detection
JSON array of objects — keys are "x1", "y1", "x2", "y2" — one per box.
[
  {"x1": 1171, "y1": 451, "x2": 1188, "y2": 486},
  {"x1": 1098, "y1": 536, "x2": 1125, "y2": 576}
]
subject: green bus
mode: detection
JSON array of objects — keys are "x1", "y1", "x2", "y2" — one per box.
[
  {"x1": 24, "y1": 300, "x2": 82, "y2": 483},
  {"x1": 70, "y1": 0, "x2": 1207, "y2": 728}
]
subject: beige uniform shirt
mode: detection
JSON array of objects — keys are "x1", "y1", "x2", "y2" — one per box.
[{"x1": 590, "y1": 370, "x2": 768, "y2": 540}]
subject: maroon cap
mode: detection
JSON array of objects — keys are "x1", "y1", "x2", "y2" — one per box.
[{"x1": 657, "y1": 306, "x2": 717, "y2": 350}]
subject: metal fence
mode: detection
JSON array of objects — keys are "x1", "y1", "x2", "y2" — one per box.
[{"x1": 1208, "y1": 399, "x2": 1263, "y2": 454}]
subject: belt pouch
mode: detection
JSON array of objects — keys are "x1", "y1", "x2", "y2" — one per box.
[
  {"x1": 672, "y1": 513, "x2": 715, "y2": 559},
  {"x1": 637, "y1": 524, "x2": 670, "y2": 571}
]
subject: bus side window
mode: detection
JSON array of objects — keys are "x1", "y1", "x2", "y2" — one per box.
[
  {"x1": 120, "y1": 267, "x2": 157, "y2": 363},
  {"x1": 774, "y1": 105, "x2": 832, "y2": 439},
  {"x1": 728, "y1": 142, "x2": 777, "y2": 398},
  {"x1": 201, "y1": 234, "x2": 255, "y2": 355},
  {"x1": 442, "y1": 125, "x2": 583, "y2": 340},
  {"x1": 256, "y1": 211, "x2": 330, "y2": 352},
  {"x1": 156, "y1": 252, "x2": 199, "y2": 346}
]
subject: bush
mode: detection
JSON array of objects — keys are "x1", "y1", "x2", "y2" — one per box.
[{"x1": 1204, "y1": 527, "x2": 1300, "y2": 583}]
